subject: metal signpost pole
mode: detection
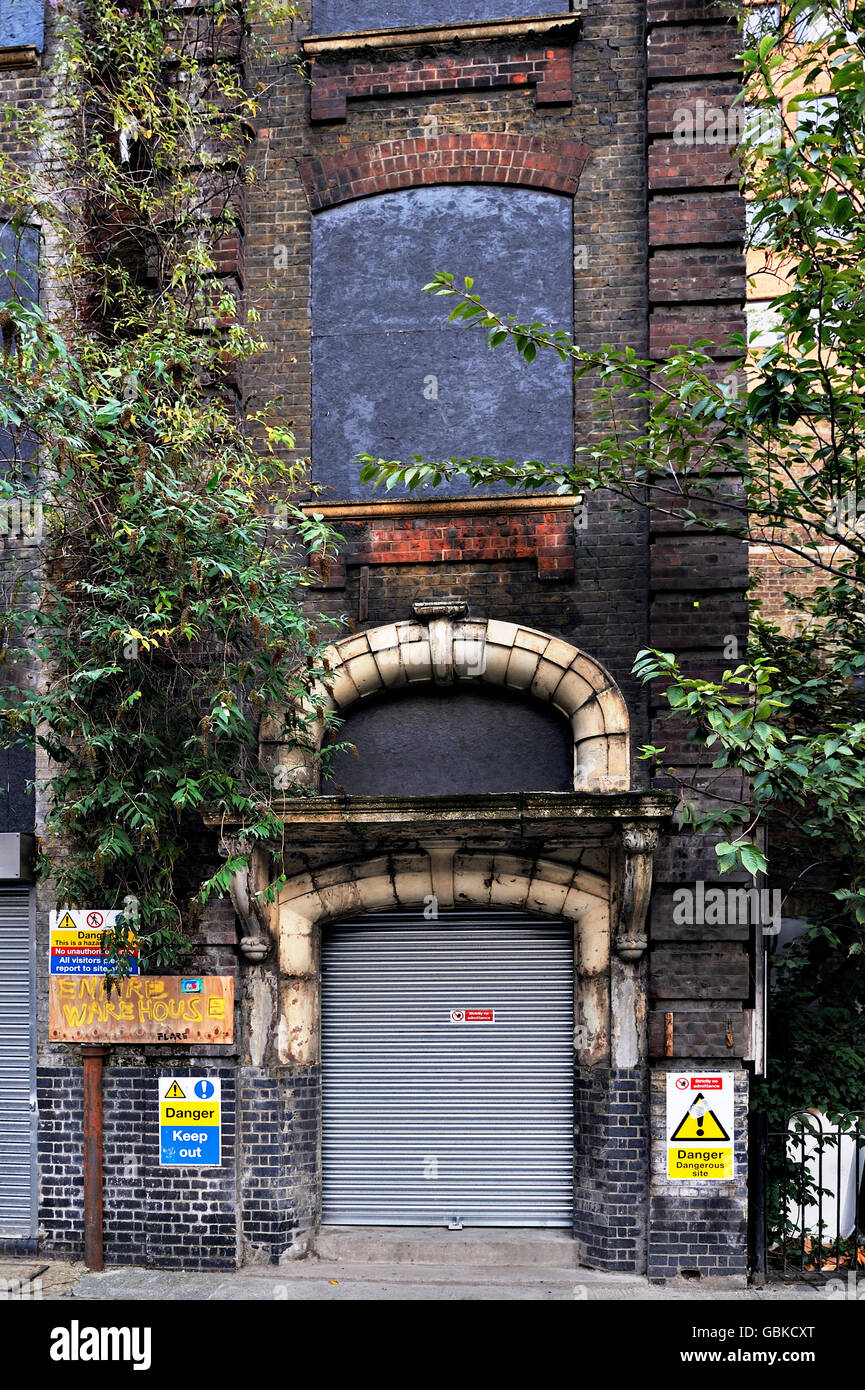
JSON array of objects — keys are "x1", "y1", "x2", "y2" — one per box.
[{"x1": 81, "y1": 1043, "x2": 109, "y2": 1272}]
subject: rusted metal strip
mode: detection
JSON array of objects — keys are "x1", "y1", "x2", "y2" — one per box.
[{"x1": 82, "y1": 1044, "x2": 108, "y2": 1272}]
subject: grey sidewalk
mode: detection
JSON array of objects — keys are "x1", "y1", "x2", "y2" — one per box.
[{"x1": 0, "y1": 1258, "x2": 832, "y2": 1301}]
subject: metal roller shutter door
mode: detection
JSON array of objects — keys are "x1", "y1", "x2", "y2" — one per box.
[
  {"x1": 322, "y1": 910, "x2": 574, "y2": 1227},
  {"x1": 0, "y1": 888, "x2": 36, "y2": 1239}
]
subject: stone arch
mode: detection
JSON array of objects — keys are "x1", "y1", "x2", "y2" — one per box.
[
  {"x1": 261, "y1": 617, "x2": 630, "y2": 792},
  {"x1": 274, "y1": 848, "x2": 610, "y2": 1068},
  {"x1": 300, "y1": 134, "x2": 591, "y2": 211}
]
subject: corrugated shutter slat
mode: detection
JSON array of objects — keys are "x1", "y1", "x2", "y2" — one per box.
[
  {"x1": 0, "y1": 888, "x2": 35, "y2": 1237},
  {"x1": 322, "y1": 911, "x2": 574, "y2": 1228}
]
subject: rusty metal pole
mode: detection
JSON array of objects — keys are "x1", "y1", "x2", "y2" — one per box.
[{"x1": 82, "y1": 1043, "x2": 108, "y2": 1272}]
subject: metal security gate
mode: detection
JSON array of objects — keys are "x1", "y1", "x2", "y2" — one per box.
[
  {"x1": 321, "y1": 910, "x2": 574, "y2": 1227},
  {"x1": 0, "y1": 888, "x2": 36, "y2": 1239}
]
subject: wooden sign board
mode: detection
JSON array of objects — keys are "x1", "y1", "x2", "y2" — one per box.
[{"x1": 49, "y1": 975, "x2": 234, "y2": 1044}]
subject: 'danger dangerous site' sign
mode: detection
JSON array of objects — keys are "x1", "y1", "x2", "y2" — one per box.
[{"x1": 666, "y1": 1072, "x2": 735, "y2": 1181}]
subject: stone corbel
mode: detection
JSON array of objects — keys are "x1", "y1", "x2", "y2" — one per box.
[
  {"x1": 615, "y1": 822, "x2": 660, "y2": 961},
  {"x1": 412, "y1": 597, "x2": 468, "y2": 685},
  {"x1": 420, "y1": 839, "x2": 459, "y2": 911},
  {"x1": 220, "y1": 837, "x2": 273, "y2": 962}
]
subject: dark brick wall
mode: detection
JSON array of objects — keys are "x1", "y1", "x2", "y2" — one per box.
[
  {"x1": 240, "y1": 1066, "x2": 320, "y2": 1263},
  {"x1": 38, "y1": 1059, "x2": 320, "y2": 1268},
  {"x1": 311, "y1": 508, "x2": 577, "y2": 582},
  {"x1": 37, "y1": 1067, "x2": 84, "y2": 1257},
  {"x1": 646, "y1": 0, "x2": 751, "y2": 1088},
  {"x1": 309, "y1": 47, "x2": 575, "y2": 122},
  {"x1": 38, "y1": 1066, "x2": 238, "y2": 1269},
  {"x1": 574, "y1": 1068, "x2": 649, "y2": 1272}
]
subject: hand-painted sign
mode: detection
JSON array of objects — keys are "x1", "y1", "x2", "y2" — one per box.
[
  {"x1": 49, "y1": 975, "x2": 234, "y2": 1044},
  {"x1": 666, "y1": 1072, "x2": 734, "y2": 1181},
  {"x1": 159, "y1": 1076, "x2": 221, "y2": 1165},
  {"x1": 49, "y1": 908, "x2": 139, "y2": 976}
]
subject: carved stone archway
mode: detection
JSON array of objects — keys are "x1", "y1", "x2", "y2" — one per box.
[
  {"x1": 273, "y1": 848, "x2": 611, "y2": 1070},
  {"x1": 260, "y1": 611, "x2": 631, "y2": 793}
]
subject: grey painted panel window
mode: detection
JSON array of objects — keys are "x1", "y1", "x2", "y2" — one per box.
[
  {"x1": 313, "y1": 1, "x2": 571, "y2": 34},
  {"x1": 0, "y1": 223, "x2": 37, "y2": 830},
  {"x1": 311, "y1": 186, "x2": 573, "y2": 499},
  {"x1": 0, "y1": 743, "x2": 34, "y2": 832},
  {"x1": 324, "y1": 686, "x2": 573, "y2": 794},
  {"x1": 0, "y1": 223, "x2": 39, "y2": 473},
  {"x1": 0, "y1": 222, "x2": 38, "y2": 302},
  {"x1": 0, "y1": 0, "x2": 44, "y2": 50}
]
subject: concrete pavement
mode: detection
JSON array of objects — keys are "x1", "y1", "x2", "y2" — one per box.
[{"x1": 0, "y1": 1257, "x2": 831, "y2": 1301}]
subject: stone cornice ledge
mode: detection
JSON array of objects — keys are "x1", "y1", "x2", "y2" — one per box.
[
  {"x1": 299, "y1": 494, "x2": 582, "y2": 520},
  {"x1": 301, "y1": 14, "x2": 582, "y2": 59},
  {"x1": 0, "y1": 46, "x2": 39, "y2": 69},
  {"x1": 205, "y1": 790, "x2": 678, "y2": 832}
]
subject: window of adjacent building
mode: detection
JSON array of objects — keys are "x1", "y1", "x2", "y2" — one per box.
[
  {"x1": 312, "y1": 0, "x2": 574, "y2": 36},
  {"x1": 310, "y1": 185, "x2": 574, "y2": 500},
  {"x1": 742, "y1": 4, "x2": 780, "y2": 44},
  {"x1": 747, "y1": 299, "x2": 784, "y2": 348},
  {"x1": 794, "y1": 92, "x2": 838, "y2": 133},
  {"x1": 793, "y1": 3, "x2": 833, "y2": 43},
  {"x1": 0, "y1": 0, "x2": 44, "y2": 51}
]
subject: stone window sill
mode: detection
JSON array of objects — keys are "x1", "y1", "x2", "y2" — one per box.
[
  {"x1": 301, "y1": 14, "x2": 582, "y2": 60},
  {"x1": 0, "y1": 45, "x2": 40, "y2": 69}
]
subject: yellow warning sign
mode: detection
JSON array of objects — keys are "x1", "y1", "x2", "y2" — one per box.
[
  {"x1": 670, "y1": 1093, "x2": 730, "y2": 1143},
  {"x1": 51, "y1": 931, "x2": 105, "y2": 949},
  {"x1": 668, "y1": 1148, "x2": 733, "y2": 1180},
  {"x1": 159, "y1": 1101, "x2": 220, "y2": 1126},
  {"x1": 164, "y1": 1080, "x2": 186, "y2": 1099},
  {"x1": 56, "y1": 911, "x2": 78, "y2": 933},
  {"x1": 666, "y1": 1074, "x2": 734, "y2": 1182}
]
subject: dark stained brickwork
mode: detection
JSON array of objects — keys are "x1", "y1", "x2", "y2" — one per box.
[
  {"x1": 299, "y1": 133, "x2": 591, "y2": 209},
  {"x1": 308, "y1": 47, "x2": 575, "y2": 122},
  {"x1": 38, "y1": 1067, "x2": 238, "y2": 1269},
  {"x1": 21, "y1": 0, "x2": 753, "y2": 1278},
  {"x1": 574, "y1": 1069, "x2": 649, "y2": 1272},
  {"x1": 309, "y1": 509, "x2": 578, "y2": 581}
]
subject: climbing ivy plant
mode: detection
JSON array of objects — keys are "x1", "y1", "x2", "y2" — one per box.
[{"x1": 0, "y1": 0, "x2": 343, "y2": 970}]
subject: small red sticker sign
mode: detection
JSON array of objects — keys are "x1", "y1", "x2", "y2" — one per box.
[
  {"x1": 450, "y1": 1009, "x2": 495, "y2": 1023},
  {"x1": 691, "y1": 1077, "x2": 722, "y2": 1089}
]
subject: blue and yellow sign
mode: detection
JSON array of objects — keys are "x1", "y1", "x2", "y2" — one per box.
[{"x1": 159, "y1": 1077, "x2": 221, "y2": 1166}]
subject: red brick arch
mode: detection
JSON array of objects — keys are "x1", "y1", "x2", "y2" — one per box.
[{"x1": 299, "y1": 134, "x2": 591, "y2": 212}]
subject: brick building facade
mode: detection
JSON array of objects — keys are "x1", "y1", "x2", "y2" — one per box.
[{"x1": 1, "y1": 0, "x2": 764, "y2": 1281}]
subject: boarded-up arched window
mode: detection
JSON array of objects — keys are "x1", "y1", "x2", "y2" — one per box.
[
  {"x1": 324, "y1": 685, "x2": 574, "y2": 794},
  {"x1": 311, "y1": 185, "x2": 574, "y2": 500}
]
